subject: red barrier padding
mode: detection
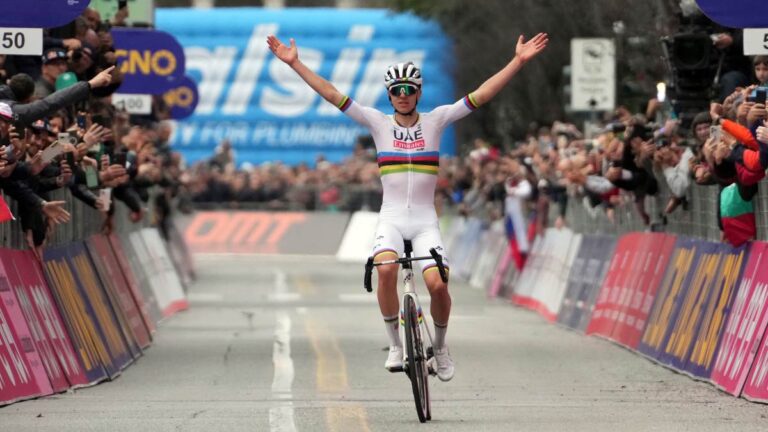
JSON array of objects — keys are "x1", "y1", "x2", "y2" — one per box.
[{"x1": 87, "y1": 235, "x2": 152, "y2": 351}]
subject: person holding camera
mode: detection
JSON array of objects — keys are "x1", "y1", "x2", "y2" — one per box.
[{"x1": 653, "y1": 123, "x2": 693, "y2": 215}]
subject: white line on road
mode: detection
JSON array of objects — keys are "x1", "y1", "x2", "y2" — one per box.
[{"x1": 270, "y1": 271, "x2": 297, "y2": 432}]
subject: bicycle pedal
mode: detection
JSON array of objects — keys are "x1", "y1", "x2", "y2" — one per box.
[{"x1": 387, "y1": 365, "x2": 404, "y2": 373}]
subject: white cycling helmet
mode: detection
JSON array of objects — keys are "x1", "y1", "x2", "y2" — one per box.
[{"x1": 384, "y1": 61, "x2": 422, "y2": 89}]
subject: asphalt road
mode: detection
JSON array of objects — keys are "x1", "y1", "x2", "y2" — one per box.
[{"x1": 2, "y1": 254, "x2": 767, "y2": 431}]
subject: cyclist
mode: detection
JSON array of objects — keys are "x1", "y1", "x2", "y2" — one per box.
[{"x1": 267, "y1": 32, "x2": 548, "y2": 381}]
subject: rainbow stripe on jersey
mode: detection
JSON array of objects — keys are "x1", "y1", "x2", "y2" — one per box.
[
  {"x1": 337, "y1": 95, "x2": 352, "y2": 112},
  {"x1": 378, "y1": 151, "x2": 439, "y2": 176}
]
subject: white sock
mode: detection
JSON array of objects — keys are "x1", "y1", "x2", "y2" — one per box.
[
  {"x1": 434, "y1": 321, "x2": 448, "y2": 350},
  {"x1": 383, "y1": 315, "x2": 402, "y2": 347}
]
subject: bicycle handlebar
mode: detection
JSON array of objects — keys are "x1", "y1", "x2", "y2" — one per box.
[{"x1": 363, "y1": 248, "x2": 448, "y2": 292}]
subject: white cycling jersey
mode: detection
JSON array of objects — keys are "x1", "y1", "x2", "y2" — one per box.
[{"x1": 338, "y1": 94, "x2": 479, "y2": 272}]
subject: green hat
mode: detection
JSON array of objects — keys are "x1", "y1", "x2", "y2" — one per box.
[{"x1": 55, "y1": 72, "x2": 78, "y2": 91}]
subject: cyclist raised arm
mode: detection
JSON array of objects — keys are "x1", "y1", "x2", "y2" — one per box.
[
  {"x1": 266, "y1": 35, "x2": 346, "y2": 109},
  {"x1": 468, "y1": 33, "x2": 548, "y2": 107}
]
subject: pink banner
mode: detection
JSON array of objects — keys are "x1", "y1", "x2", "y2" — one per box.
[
  {"x1": 710, "y1": 242, "x2": 768, "y2": 395},
  {"x1": 738, "y1": 242, "x2": 768, "y2": 401},
  {"x1": 12, "y1": 251, "x2": 89, "y2": 388},
  {"x1": 0, "y1": 250, "x2": 68, "y2": 393},
  {"x1": 0, "y1": 254, "x2": 52, "y2": 399}
]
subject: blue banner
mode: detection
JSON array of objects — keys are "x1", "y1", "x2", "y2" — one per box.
[
  {"x1": 163, "y1": 75, "x2": 199, "y2": 120},
  {"x1": 156, "y1": 8, "x2": 456, "y2": 166},
  {"x1": 113, "y1": 28, "x2": 187, "y2": 95},
  {"x1": 0, "y1": 0, "x2": 90, "y2": 28},
  {"x1": 696, "y1": 1, "x2": 768, "y2": 28}
]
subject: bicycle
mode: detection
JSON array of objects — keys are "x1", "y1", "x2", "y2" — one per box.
[{"x1": 364, "y1": 240, "x2": 449, "y2": 423}]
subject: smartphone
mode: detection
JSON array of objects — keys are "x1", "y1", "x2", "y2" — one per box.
[
  {"x1": 85, "y1": 166, "x2": 99, "y2": 188},
  {"x1": 757, "y1": 88, "x2": 767, "y2": 104},
  {"x1": 64, "y1": 151, "x2": 75, "y2": 168},
  {"x1": 41, "y1": 141, "x2": 64, "y2": 164},
  {"x1": 113, "y1": 152, "x2": 127, "y2": 167},
  {"x1": 99, "y1": 188, "x2": 112, "y2": 212},
  {"x1": 13, "y1": 124, "x2": 25, "y2": 140},
  {"x1": 57, "y1": 132, "x2": 77, "y2": 146},
  {"x1": 76, "y1": 114, "x2": 86, "y2": 129},
  {"x1": 710, "y1": 125, "x2": 722, "y2": 142}
]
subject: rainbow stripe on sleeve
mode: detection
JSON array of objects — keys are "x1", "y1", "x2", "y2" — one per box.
[
  {"x1": 337, "y1": 95, "x2": 352, "y2": 112},
  {"x1": 463, "y1": 93, "x2": 479, "y2": 110},
  {"x1": 377, "y1": 151, "x2": 439, "y2": 176}
]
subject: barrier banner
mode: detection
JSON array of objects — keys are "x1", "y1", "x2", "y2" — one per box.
[
  {"x1": 744, "y1": 319, "x2": 768, "y2": 401},
  {"x1": 608, "y1": 233, "x2": 677, "y2": 348},
  {"x1": 470, "y1": 220, "x2": 507, "y2": 290},
  {"x1": 157, "y1": 8, "x2": 456, "y2": 166},
  {"x1": 0, "y1": 250, "x2": 67, "y2": 394},
  {"x1": 139, "y1": 229, "x2": 189, "y2": 317},
  {"x1": 87, "y1": 235, "x2": 151, "y2": 351},
  {"x1": 489, "y1": 244, "x2": 513, "y2": 298},
  {"x1": 11, "y1": 251, "x2": 89, "y2": 389},
  {"x1": 0, "y1": 256, "x2": 49, "y2": 405},
  {"x1": 445, "y1": 217, "x2": 484, "y2": 281},
  {"x1": 109, "y1": 233, "x2": 161, "y2": 331},
  {"x1": 638, "y1": 237, "x2": 706, "y2": 361},
  {"x1": 512, "y1": 228, "x2": 581, "y2": 321},
  {"x1": 179, "y1": 211, "x2": 350, "y2": 255},
  {"x1": 712, "y1": 242, "x2": 768, "y2": 396},
  {"x1": 557, "y1": 236, "x2": 617, "y2": 332},
  {"x1": 44, "y1": 246, "x2": 122, "y2": 379},
  {"x1": 112, "y1": 28, "x2": 187, "y2": 95},
  {"x1": 166, "y1": 221, "x2": 197, "y2": 287},
  {"x1": 683, "y1": 243, "x2": 747, "y2": 378},
  {"x1": 586, "y1": 233, "x2": 648, "y2": 337},
  {"x1": 587, "y1": 233, "x2": 675, "y2": 346}
]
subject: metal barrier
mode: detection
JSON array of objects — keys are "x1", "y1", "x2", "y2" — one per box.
[{"x1": 0, "y1": 189, "x2": 156, "y2": 250}]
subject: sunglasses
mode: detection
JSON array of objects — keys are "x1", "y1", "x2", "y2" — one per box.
[{"x1": 388, "y1": 84, "x2": 419, "y2": 97}]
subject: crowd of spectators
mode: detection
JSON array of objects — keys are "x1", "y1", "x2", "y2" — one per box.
[{"x1": 0, "y1": 5, "x2": 182, "y2": 257}]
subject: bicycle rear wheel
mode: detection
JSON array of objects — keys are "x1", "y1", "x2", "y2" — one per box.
[{"x1": 404, "y1": 295, "x2": 429, "y2": 423}]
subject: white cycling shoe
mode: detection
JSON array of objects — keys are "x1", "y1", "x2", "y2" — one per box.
[
  {"x1": 429, "y1": 346, "x2": 454, "y2": 381},
  {"x1": 385, "y1": 345, "x2": 404, "y2": 371}
]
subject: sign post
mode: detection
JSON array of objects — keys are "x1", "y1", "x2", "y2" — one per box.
[{"x1": 570, "y1": 38, "x2": 616, "y2": 112}]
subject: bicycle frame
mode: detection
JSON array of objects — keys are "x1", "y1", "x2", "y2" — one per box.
[{"x1": 401, "y1": 261, "x2": 435, "y2": 350}]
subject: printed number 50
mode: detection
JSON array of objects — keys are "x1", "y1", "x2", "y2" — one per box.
[{"x1": 1, "y1": 32, "x2": 24, "y2": 49}]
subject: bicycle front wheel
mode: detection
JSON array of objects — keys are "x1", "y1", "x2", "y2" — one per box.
[{"x1": 404, "y1": 294, "x2": 429, "y2": 423}]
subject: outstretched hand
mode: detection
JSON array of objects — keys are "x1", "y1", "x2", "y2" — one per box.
[
  {"x1": 267, "y1": 35, "x2": 298, "y2": 66},
  {"x1": 515, "y1": 33, "x2": 549, "y2": 63}
]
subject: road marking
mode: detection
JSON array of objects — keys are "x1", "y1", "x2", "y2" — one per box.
[
  {"x1": 270, "y1": 271, "x2": 297, "y2": 432},
  {"x1": 187, "y1": 292, "x2": 223, "y2": 302}
]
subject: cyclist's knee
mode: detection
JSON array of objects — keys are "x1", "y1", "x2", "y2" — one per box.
[{"x1": 376, "y1": 263, "x2": 399, "y2": 282}]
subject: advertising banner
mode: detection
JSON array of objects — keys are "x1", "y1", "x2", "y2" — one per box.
[
  {"x1": 712, "y1": 242, "x2": 768, "y2": 395},
  {"x1": 87, "y1": 235, "x2": 151, "y2": 352},
  {"x1": 696, "y1": 0, "x2": 768, "y2": 28},
  {"x1": 112, "y1": 234, "x2": 163, "y2": 326},
  {"x1": 744, "y1": 325, "x2": 768, "y2": 402},
  {"x1": 469, "y1": 220, "x2": 506, "y2": 291},
  {"x1": 113, "y1": 28, "x2": 186, "y2": 95},
  {"x1": 0, "y1": 250, "x2": 67, "y2": 393},
  {"x1": 0, "y1": 0, "x2": 90, "y2": 28},
  {"x1": 44, "y1": 246, "x2": 117, "y2": 380},
  {"x1": 512, "y1": 228, "x2": 580, "y2": 321},
  {"x1": 608, "y1": 233, "x2": 677, "y2": 349},
  {"x1": 0, "y1": 258, "x2": 47, "y2": 405},
  {"x1": 11, "y1": 251, "x2": 89, "y2": 389},
  {"x1": 180, "y1": 211, "x2": 350, "y2": 255},
  {"x1": 163, "y1": 75, "x2": 199, "y2": 120},
  {"x1": 638, "y1": 238, "x2": 709, "y2": 364},
  {"x1": 558, "y1": 236, "x2": 617, "y2": 332},
  {"x1": 139, "y1": 229, "x2": 189, "y2": 317},
  {"x1": 585, "y1": 233, "x2": 640, "y2": 337},
  {"x1": 684, "y1": 244, "x2": 748, "y2": 378},
  {"x1": 156, "y1": 8, "x2": 456, "y2": 166},
  {"x1": 86, "y1": 234, "x2": 152, "y2": 351}
]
